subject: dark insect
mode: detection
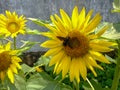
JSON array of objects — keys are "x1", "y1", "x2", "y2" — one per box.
[{"x1": 57, "y1": 36, "x2": 73, "y2": 48}]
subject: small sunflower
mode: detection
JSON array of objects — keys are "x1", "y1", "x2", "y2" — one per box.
[
  {"x1": 0, "y1": 42, "x2": 22, "y2": 83},
  {"x1": 0, "y1": 11, "x2": 26, "y2": 38},
  {"x1": 41, "y1": 6, "x2": 116, "y2": 83}
]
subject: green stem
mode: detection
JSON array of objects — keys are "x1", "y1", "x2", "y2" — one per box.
[
  {"x1": 86, "y1": 78, "x2": 95, "y2": 90},
  {"x1": 111, "y1": 40, "x2": 120, "y2": 90},
  {"x1": 73, "y1": 79, "x2": 79, "y2": 90},
  {"x1": 13, "y1": 37, "x2": 17, "y2": 49}
]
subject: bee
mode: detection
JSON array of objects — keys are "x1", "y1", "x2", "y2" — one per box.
[{"x1": 57, "y1": 36, "x2": 73, "y2": 48}]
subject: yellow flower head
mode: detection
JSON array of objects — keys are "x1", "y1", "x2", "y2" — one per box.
[
  {"x1": 41, "y1": 6, "x2": 116, "y2": 83},
  {"x1": 0, "y1": 42, "x2": 22, "y2": 83},
  {"x1": 0, "y1": 11, "x2": 26, "y2": 38}
]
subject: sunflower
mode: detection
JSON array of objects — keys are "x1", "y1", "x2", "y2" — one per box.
[
  {"x1": 0, "y1": 42, "x2": 22, "y2": 83},
  {"x1": 40, "y1": 6, "x2": 116, "y2": 83},
  {"x1": 0, "y1": 11, "x2": 26, "y2": 38}
]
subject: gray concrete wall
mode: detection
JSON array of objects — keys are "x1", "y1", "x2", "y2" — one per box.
[{"x1": 0, "y1": 0, "x2": 120, "y2": 51}]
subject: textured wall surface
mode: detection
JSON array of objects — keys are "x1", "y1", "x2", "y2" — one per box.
[{"x1": 0, "y1": 0, "x2": 120, "y2": 51}]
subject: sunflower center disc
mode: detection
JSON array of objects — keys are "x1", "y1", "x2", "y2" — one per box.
[
  {"x1": 63, "y1": 31, "x2": 89, "y2": 58},
  {"x1": 7, "y1": 22, "x2": 19, "y2": 33},
  {"x1": 0, "y1": 52, "x2": 11, "y2": 71}
]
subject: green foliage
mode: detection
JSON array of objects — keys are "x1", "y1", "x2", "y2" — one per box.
[
  {"x1": 26, "y1": 28, "x2": 41, "y2": 35},
  {"x1": 28, "y1": 18, "x2": 51, "y2": 27},
  {"x1": 0, "y1": 1, "x2": 120, "y2": 90},
  {"x1": 112, "y1": 0, "x2": 120, "y2": 13},
  {"x1": 14, "y1": 64, "x2": 73, "y2": 90},
  {"x1": 95, "y1": 22, "x2": 120, "y2": 39}
]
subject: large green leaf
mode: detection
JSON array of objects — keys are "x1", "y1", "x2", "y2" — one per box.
[
  {"x1": 95, "y1": 22, "x2": 120, "y2": 39},
  {"x1": 26, "y1": 73, "x2": 73, "y2": 90},
  {"x1": 112, "y1": 0, "x2": 120, "y2": 13},
  {"x1": 14, "y1": 74, "x2": 26, "y2": 90}
]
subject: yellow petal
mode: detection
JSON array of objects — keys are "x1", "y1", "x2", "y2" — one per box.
[
  {"x1": 41, "y1": 39, "x2": 62, "y2": 48},
  {"x1": 78, "y1": 58, "x2": 87, "y2": 80},
  {"x1": 12, "y1": 56, "x2": 22, "y2": 62},
  {"x1": 7, "y1": 68, "x2": 14, "y2": 83},
  {"x1": 85, "y1": 54, "x2": 103, "y2": 70},
  {"x1": 51, "y1": 16, "x2": 67, "y2": 37},
  {"x1": 83, "y1": 9, "x2": 93, "y2": 28},
  {"x1": 44, "y1": 46, "x2": 63, "y2": 57},
  {"x1": 60, "y1": 9, "x2": 72, "y2": 29},
  {"x1": 10, "y1": 64, "x2": 18, "y2": 74},
  {"x1": 54, "y1": 14, "x2": 68, "y2": 35},
  {"x1": 49, "y1": 50, "x2": 65, "y2": 66},
  {"x1": 96, "y1": 25, "x2": 108, "y2": 36},
  {"x1": 90, "y1": 39, "x2": 117, "y2": 47},
  {"x1": 88, "y1": 34, "x2": 98, "y2": 40},
  {"x1": 45, "y1": 24, "x2": 58, "y2": 34},
  {"x1": 77, "y1": 7, "x2": 86, "y2": 30},
  {"x1": 40, "y1": 32, "x2": 56, "y2": 39},
  {"x1": 69, "y1": 58, "x2": 80, "y2": 83},
  {"x1": 89, "y1": 50, "x2": 110, "y2": 63},
  {"x1": 83, "y1": 56, "x2": 97, "y2": 76},
  {"x1": 61, "y1": 55, "x2": 71, "y2": 79},
  {"x1": 90, "y1": 43, "x2": 113, "y2": 52},
  {"x1": 5, "y1": 42, "x2": 11, "y2": 50},
  {"x1": 14, "y1": 62, "x2": 21, "y2": 69},
  {"x1": 84, "y1": 13, "x2": 102, "y2": 34},
  {"x1": 9, "y1": 50, "x2": 18, "y2": 55},
  {"x1": 72, "y1": 6, "x2": 79, "y2": 29}
]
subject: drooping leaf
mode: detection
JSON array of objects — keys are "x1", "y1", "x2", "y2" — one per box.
[{"x1": 28, "y1": 18, "x2": 51, "y2": 27}]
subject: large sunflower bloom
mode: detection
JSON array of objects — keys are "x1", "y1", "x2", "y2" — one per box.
[
  {"x1": 0, "y1": 11, "x2": 26, "y2": 38},
  {"x1": 0, "y1": 42, "x2": 22, "y2": 83},
  {"x1": 41, "y1": 6, "x2": 116, "y2": 83}
]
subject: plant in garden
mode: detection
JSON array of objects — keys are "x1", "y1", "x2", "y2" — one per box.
[
  {"x1": 0, "y1": 11, "x2": 26, "y2": 38},
  {"x1": 0, "y1": 1, "x2": 120, "y2": 90},
  {"x1": 0, "y1": 42, "x2": 22, "y2": 83},
  {"x1": 39, "y1": 6, "x2": 117, "y2": 90}
]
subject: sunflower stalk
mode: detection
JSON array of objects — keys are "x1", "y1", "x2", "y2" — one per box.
[
  {"x1": 73, "y1": 79, "x2": 79, "y2": 90},
  {"x1": 111, "y1": 40, "x2": 120, "y2": 90},
  {"x1": 13, "y1": 37, "x2": 17, "y2": 49}
]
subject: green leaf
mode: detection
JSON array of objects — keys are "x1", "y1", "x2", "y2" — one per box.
[
  {"x1": 26, "y1": 72, "x2": 73, "y2": 90},
  {"x1": 26, "y1": 28, "x2": 41, "y2": 35},
  {"x1": 113, "y1": 23, "x2": 120, "y2": 32},
  {"x1": 95, "y1": 22, "x2": 120, "y2": 39},
  {"x1": 83, "y1": 79, "x2": 110, "y2": 90},
  {"x1": 28, "y1": 18, "x2": 51, "y2": 27},
  {"x1": 18, "y1": 40, "x2": 40, "y2": 55},
  {"x1": 35, "y1": 56, "x2": 50, "y2": 66},
  {"x1": 21, "y1": 64, "x2": 33, "y2": 74},
  {"x1": 105, "y1": 54, "x2": 116, "y2": 64},
  {"x1": 14, "y1": 74, "x2": 26, "y2": 90},
  {"x1": 112, "y1": 0, "x2": 120, "y2": 13}
]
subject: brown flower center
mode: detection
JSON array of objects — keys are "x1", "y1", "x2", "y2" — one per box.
[
  {"x1": 0, "y1": 51, "x2": 12, "y2": 71},
  {"x1": 7, "y1": 22, "x2": 19, "y2": 33},
  {"x1": 58, "y1": 31, "x2": 89, "y2": 58}
]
